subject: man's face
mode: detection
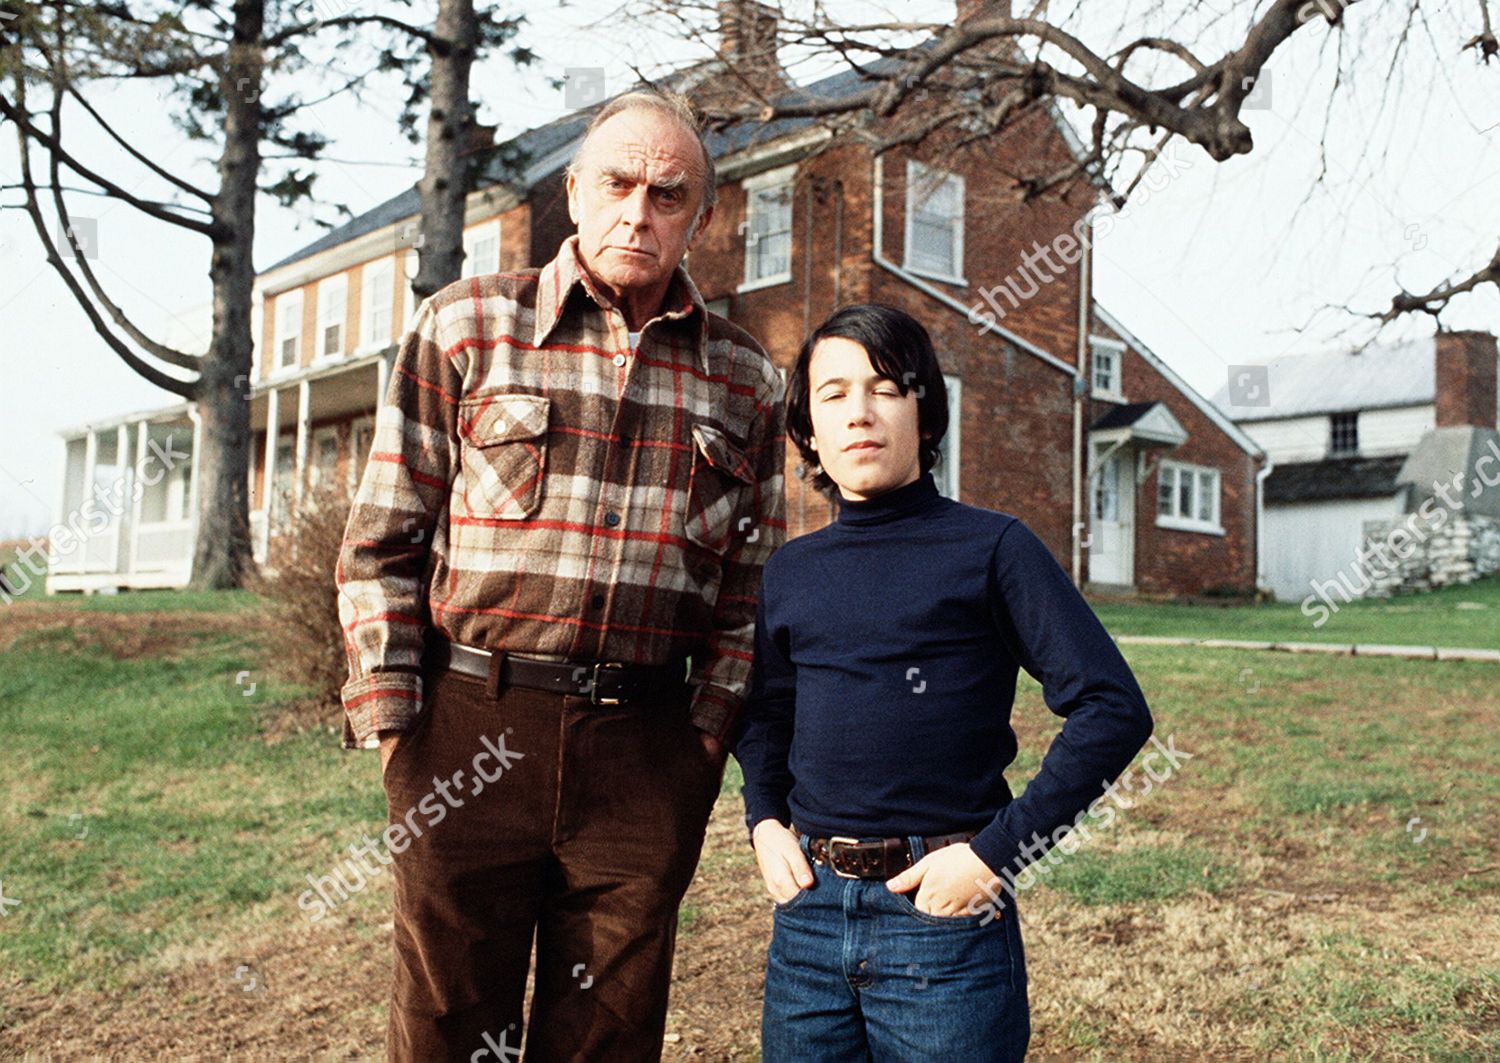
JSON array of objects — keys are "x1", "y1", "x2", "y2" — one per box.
[
  {"x1": 807, "y1": 337, "x2": 925, "y2": 502},
  {"x1": 566, "y1": 109, "x2": 713, "y2": 303}
]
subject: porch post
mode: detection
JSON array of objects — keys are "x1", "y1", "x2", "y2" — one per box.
[
  {"x1": 81, "y1": 428, "x2": 98, "y2": 573},
  {"x1": 262, "y1": 386, "x2": 280, "y2": 555},
  {"x1": 130, "y1": 421, "x2": 149, "y2": 578},
  {"x1": 111, "y1": 423, "x2": 129, "y2": 575},
  {"x1": 294, "y1": 377, "x2": 311, "y2": 507}
]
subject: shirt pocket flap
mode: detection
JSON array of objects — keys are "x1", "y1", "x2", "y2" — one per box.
[
  {"x1": 461, "y1": 393, "x2": 550, "y2": 447},
  {"x1": 691, "y1": 423, "x2": 755, "y2": 484}
]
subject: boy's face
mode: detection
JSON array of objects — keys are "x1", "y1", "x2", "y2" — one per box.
[{"x1": 807, "y1": 336, "x2": 924, "y2": 502}]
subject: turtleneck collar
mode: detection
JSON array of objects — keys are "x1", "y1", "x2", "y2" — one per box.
[{"x1": 834, "y1": 471, "x2": 943, "y2": 526}]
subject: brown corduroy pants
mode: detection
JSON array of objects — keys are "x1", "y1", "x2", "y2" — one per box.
[{"x1": 380, "y1": 664, "x2": 725, "y2": 1062}]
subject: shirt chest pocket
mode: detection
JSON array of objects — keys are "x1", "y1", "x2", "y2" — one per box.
[
  {"x1": 458, "y1": 392, "x2": 549, "y2": 519},
  {"x1": 683, "y1": 423, "x2": 756, "y2": 553}
]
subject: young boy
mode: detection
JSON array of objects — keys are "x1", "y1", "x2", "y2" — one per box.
[{"x1": 732, "y1": 304, "x2": 1155, "y2": 1061}]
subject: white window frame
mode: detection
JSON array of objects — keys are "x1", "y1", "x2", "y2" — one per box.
[
  {"x1": 1329, "y1": 411, "x2": 1359, "y2": 456},
  {"x1": 273, "y1": 289, "x2": 304, "y2": 374},
  {"x1": 1090, "y1": 336, "x2": 1127, "y2": 400},
  {"x1": 359, "y1": 257, "x2": 395, "y2": 353},
  {"x1": 1156, "y1": 460, "x2": 1224, "y2": 535},
  {"x1": 461, "y1": 219, "x2": 501, "y2": 279},
  {"x1": 903, "y1": 160, "x2": 966, "y2": 285},
  {"x1": 738, "y1": 163, "x2": 795, "y2": 293},
  {"x1": 935, "y1": 373, "x2": 962, "y2": 500},
  {"x1": 315, "y1": 274, "x2": 348, "y2": 362}
]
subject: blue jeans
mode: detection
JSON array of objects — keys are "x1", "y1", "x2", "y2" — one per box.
[{"x1": 761, "y1": 833, "x2": 1030, "y2": 1062}]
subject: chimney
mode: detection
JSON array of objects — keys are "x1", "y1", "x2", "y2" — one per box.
[
  {"x1": 1433, "y1": 331, "x2": 1498, "y2": 429},
  {"x1": 957, "y1": 0, "x2": 1012, "y2": 22},
  {"x1": 715, "y1": 2, "x2": 784, "y2": 98},
  {"x1": 719, "y1": 1, "x2": 779, "y2": 64}
]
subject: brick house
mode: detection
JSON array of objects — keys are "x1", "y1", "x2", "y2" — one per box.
[{"x1": 47, "y1": 0, "x2": 1265, "y2": 597}]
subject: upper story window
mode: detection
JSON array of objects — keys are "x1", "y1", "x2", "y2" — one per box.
[
  {"x1": 360, "y1": 257, "x2": 395, "y2": 350},
  {"x1": 904, "y1": 160, "x2": 965, "y2": 283},
  {"x1": 274, "y1": 289, "x2": 304, "y2": 372},
  {"x1": 1157, "y1": 460, "x2": 1222, "y2": 534},
  {"x1": 316, "y1": 274, "x2": 348, "y2": 361},
  {"x1": 462, "y1": 220, "x2": 500, "y2": 278},
  {"x1": 740, "y1": 164, "x2": 795, "y2": 291},
  {"x1": 1330, "y1": 411, "x2": 1359, "y2": 456},
  {"x1": 403, "y1": 249, "x2": 420, "y2": 328},
  {"x1": 1090, "y1": 336, "x2": 1126, "y2": 399}
]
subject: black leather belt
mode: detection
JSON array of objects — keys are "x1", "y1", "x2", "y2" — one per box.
[
  {"x1": 423, "y1": 635, "x2": 690, "y2": 705},
  {"x1": 806, "y1": 831, "x2": 977, "y2": 880}
]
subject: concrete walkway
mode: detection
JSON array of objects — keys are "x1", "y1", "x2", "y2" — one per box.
[{"x1": 1115, "y1": 635, "x2": 1500, "y2": 663}]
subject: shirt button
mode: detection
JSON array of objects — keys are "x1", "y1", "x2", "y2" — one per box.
[
  {"x1": 590, "y1": 594, "x2": 605, "y2": 609},
  {"x1": 604, "y1": 511, "x2": 621, "y2": 527},
  {"x1": 612, "y1": 353, "x2": 626, "y2": 367},
  {"x1": 618, "y1": 433, "x2": 631, "y2": 448}
]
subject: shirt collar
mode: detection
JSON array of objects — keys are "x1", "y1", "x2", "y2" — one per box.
[
  {"x1": 533, "y1": 235, "x2": 709, "y2": 372},
  {"x1": 834, "y1": 471, "x2": 943, "y2": 526}
]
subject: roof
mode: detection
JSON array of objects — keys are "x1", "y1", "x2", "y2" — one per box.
[
  {"x1": 1209, "y1": 337, "x2": 1437, "y2": 423},
  {"x1": 1397, "y1": 425, "x2": 1500, "y2": 517},
  {"x1": 260, "y1": 63, "x2": 859, "y2": 277},
  {"x1": 261, "y1": 47, "x2": 1109, "y2": 277},
  {"x1": 1262, "y1": 455, "x2": 1407, "y2": 504},
  {"x1": 1089, "y1": 401, "x2": 1158, "y2": 431},
  {"x1": 1092, "y1": 303, "x2": 1264, "y2": 459}
]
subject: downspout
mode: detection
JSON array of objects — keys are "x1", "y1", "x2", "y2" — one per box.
[
  {"x1": 1255, "y1": 451, "x2": 1275, "y2": 596},
  {"x1": 1073, "y1": 216, "x2": 1092, "y2": 588}
]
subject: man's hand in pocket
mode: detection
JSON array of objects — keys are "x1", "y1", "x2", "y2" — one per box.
[{"x1": 378, "y1": 730, "x2": 403, "y2": 775}]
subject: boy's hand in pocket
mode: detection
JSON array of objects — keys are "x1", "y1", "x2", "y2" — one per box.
[{"x1": 752, "y1": 819, "x2": 814, "y2": 904}]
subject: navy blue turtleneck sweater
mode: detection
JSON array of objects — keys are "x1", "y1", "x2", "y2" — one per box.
[{"x1": 731, "y1": 471, "x2": 1154, "y2": 879}]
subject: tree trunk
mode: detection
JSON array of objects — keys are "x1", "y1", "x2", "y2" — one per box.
[
  {"x1": 412, "y1": 0, "x2": 477, "y2": 301},
  {"x1": 192, "y1": 0, "x2": 265, "y2": 589}
]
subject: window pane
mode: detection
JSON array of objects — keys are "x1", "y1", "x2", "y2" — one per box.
[
  {"x1": 1178, "y1": 473, "x2": 1193, "y2": 519},
  {"x1": 910, "y1": 217, "x2": 954, "y2": 275},
  {"x1": 1196, "y1": 471, "x2": 1214, "y2": 522},
  {"x1": 1157, "y1": 469, "x2": 1173, "y2": 515}
]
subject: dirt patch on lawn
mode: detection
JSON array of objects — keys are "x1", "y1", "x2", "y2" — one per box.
[{"x1": 0, "y1": 602, "x2": 246, "y2": 660}]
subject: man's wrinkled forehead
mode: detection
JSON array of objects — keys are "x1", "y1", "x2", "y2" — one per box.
[{"x1": 575, "y1": 112, "x2": 707, "y2": 183}]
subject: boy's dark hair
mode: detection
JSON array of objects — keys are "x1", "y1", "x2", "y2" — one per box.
[{"x1": 786, "y1": 303, "x2": 949, "y2": 497}]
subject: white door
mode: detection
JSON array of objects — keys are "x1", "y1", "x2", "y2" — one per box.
[{"x1": 1089, "y1": 447, "x2": 1135, "y2": 585}]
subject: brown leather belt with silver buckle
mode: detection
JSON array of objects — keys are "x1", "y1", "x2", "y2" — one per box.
[
  {"x1": 806, "y1": 831, "x2": 977, "y2": 880},
  {"x1": 423, "y1": 635, "x2": 690, "y2": 705}
]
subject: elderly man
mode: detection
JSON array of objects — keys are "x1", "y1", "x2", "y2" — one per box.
[{"x1": 336, "y1": 87, "x2": 786, "y2": 1061}]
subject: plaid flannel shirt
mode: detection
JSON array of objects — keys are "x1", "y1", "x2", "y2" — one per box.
[{"x1": 335, "y1": 236, "x2": 787, "y2": 750}]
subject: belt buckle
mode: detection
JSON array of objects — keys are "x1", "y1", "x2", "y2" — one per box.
[
  {"x1": 589, "y1": 661, "x2": 626, "y2": 705},
  {"x1": 827, "y1": 836, "x2": 863, "y2": 879}
]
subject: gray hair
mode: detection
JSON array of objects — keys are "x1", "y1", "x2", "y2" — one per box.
[{"x1": 566, "y1": 88, "x2": 718, "y2": 221}]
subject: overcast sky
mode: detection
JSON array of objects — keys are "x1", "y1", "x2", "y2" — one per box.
[{"x1": 2, "y1": 0, "x2": 1496, "y2": 540}]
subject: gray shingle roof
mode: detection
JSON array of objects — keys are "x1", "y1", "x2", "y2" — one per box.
[
  {"x1": 1210, "y1": 338, "x2": 1437, "y2": 422},
  {"x1": 261, "y1": 61, "x2": 877, "y2": 276},
  {"x1": 1263, "y1": 455, "x2": 1408, "y2": 504}
]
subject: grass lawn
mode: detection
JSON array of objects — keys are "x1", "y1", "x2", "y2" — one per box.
[
  {"x1": 1091, "y1": 574, "x2": 1500, "y2": 649},
  {"x1": 0, "y1": 590, "x2": 1496, "y2": 1058}
]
